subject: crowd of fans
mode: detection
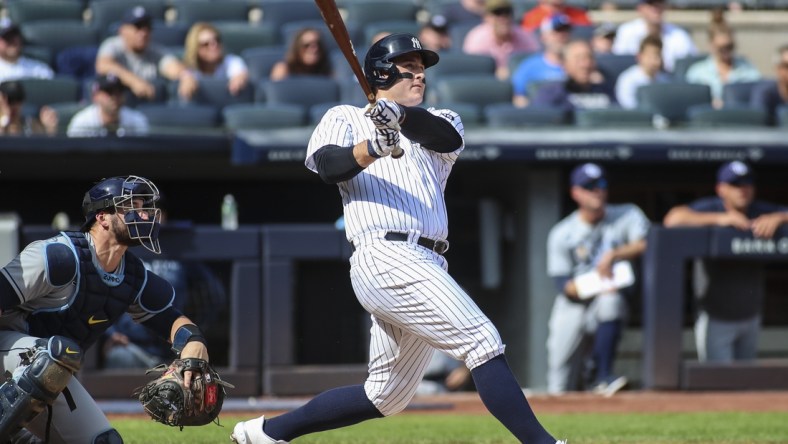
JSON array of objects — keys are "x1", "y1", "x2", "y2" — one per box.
[{"x1": 0, "y1": 0, "x2": 785, "y2": 136}]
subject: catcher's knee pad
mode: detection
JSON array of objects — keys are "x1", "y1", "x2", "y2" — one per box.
[
  {"x1": 0, "y1": 336, "x2": 82, "y2": 438},
  {"x1": 93, "y1": 428, "x2": 123, "y2": 444}
]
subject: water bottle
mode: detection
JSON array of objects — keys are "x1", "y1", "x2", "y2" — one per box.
[{"x1": 221, "y1": 194, "x2": 238, "y2": 230}]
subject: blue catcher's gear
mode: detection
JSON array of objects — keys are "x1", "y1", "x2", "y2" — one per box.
[
  {"x1": 363, "y1": 33, "x2": 439, "y2": 91},
  {"x1": 0, "y1": 337, "x2": 82, "y2": 439},
  {"x1": 81, "y1": 175, "x2": 162, "y2": 254}
]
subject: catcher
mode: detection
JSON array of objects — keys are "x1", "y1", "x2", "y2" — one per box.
[{"x1": 0, "y1": 175, "x2": 225, "y2": 442}]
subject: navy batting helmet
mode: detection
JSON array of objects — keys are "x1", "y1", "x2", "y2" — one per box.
[
  {"x1": 81, "y1": 175, "x2": 162, "y2": 253},
  {"x1": 364, "y1": 33, "x2": 439, "y2": 90}
]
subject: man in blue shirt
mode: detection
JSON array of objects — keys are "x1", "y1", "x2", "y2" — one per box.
[{"x1": 511, "y1": 14, "x2": 572, "y2": 107}]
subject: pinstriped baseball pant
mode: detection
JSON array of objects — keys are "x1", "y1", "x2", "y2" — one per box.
[{"x1": 349, "y1": 236, "x2": 504, "y2": 416}]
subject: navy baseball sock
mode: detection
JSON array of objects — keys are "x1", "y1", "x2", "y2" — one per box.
[
  {"x1": 263, "y1": 384, "x2": 383, "y2": 441},
  {"x1": 593, "y1": 320, "x2": 622, "y2": 383},
  {"x1": 471, "y1": 354, "x2": 556, "y2": 444}
]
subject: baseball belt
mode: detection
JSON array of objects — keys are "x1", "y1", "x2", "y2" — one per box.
[{"x1": 350, "y1": 231, "x2": 449, "y2": 255}]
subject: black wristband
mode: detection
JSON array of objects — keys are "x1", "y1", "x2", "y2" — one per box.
[
  {"x1": 171, "y1": 324, "x2": 206, "y2": 355},
  {"x1": 366, "y1": 139, "x2": 381, "y2": 158}
]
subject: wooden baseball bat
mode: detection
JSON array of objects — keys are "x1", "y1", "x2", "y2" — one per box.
[{"x1": 313, "y1": 0, "x2": 404, "y2": 158}]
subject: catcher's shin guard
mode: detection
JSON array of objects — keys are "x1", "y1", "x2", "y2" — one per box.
[{"x1": 0, "y1": 336, "x2": 82, "y2": 438}]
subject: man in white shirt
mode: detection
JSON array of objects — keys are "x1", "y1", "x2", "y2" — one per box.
[
  {"x1": 612, "y1": 0, "x2": 697, "y2": 73},
  {"x1": 0, "y1": 19, "x2": 54, "y2": 83},
  {"x1": 67, "y1": 74, "x2": 149, "y2": 137},
  {"x1": 616, "y1": 35, "x2": 672, "y2": 109}
]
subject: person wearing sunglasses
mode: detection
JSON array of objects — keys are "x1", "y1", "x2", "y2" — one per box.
[
  {"x1": 270, "y1": 28, "x2": 333, "y2": 81},
  {"x1": 183, "y1": 22, "x2": 249, "y2": 96},
  {"x1": 0, "y1": 18, "x2": 54, "y2": 83},
  {"x1": 546, "y1": 163, "x2": 649, "y2": 397},
  {"x1": 685, "y1": 11, "x2": 761, "y2": 108},
  {"x1": 750, "y1": 45, "x2": 788, "y2": 126},
  {"x1": 96, "y1": 6, "x2": 198, "y2": 101}
]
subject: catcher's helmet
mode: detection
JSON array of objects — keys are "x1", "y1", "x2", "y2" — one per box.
[
  {"x1": 81, "y1": 175, "x2": 162, "y2": 254},
  {"x1": 364, "y1": 33, "x2": 439, "y2": 90}
]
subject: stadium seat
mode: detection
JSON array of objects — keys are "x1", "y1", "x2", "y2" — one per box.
[
  {"x1": 574, "y1": 108, "x2": 654, "y2": 128},
  {"x1": 214, "y1": 23, "x2": 279, "y2": 54},
  {"x1": 636, "y1": 83, "x2": 711, "y2": 124},
  {"x1": 308, "y1": 102, "x2": 343, "y2": 125},
  {"x1": 47, "y1": 101, "x2": 89, "y2": 135},
  {"x1": 721, "y1": 81, "x2": 766, "y2": 108},
  {"x1": 81, "y1": 77, "x2": 169, "y2": 107},
  {"x1": 484, "y1": 103, "x2": 567, "y2": 127},
  {"x1": 281, "y1": 20, "x2": 355, "y2": 53},
  {"x1": 171, "y1": 0, "x2": 250, "y2": 25},
  {"x1": 331, "y1": 48, "x2": 364, "y2": 83},
  {"x1": 259, "y1": 0, "x2": 323, "y2": 29},
  {"x1": 508, "y1": 51, "x2": 537, "y2": 78},
  {"x1": 595, "y1": 53, "x2": 636, "y2": 85},
  {"x1": 431, "y1": 102, "x2": 484, "y2": 127},
  {"x1": 338, "y1": 78, "x2": 370, "y2": 107},
  {"x1": 173, "y1": 79, "x2": 254, "y2": 108},
  {"x1": 448, "y1": 22, "x2": 477, "y2": 53},
  {"x1": 223, "y1": 103, "x2": 306, "y2": 130},
  {"x1": 343, "y1": 1, "x2": 419, "y2": 26},
  {"x1": 672, "y1": 54, "x2": 707, "y2": 81},
  {"x1": 136, "y1": 103, "x2": 222, "y2": 134},
  {"x1": 241, "y1": 46, "x2": 286, "y2": 82},
  {"x1": 778, "y1": 105, "x2": 788, "y2": 127},
  {"x1": 570, "y1": 25, "x2": 595, "y2": 41},
  {"x1": 429, "y1": 53, "x2": 497, "y2": 82},
  {"x1": 21, "y1": 22, "x2": 99, "y2": 57},
  {"x1": 7, "y1": 1, "x2": 84, "y2": 24},
  {"x1": 18, "y1": 78, "x2": 82, "y2": 107},
  {"x1": 263, "y1": 77, "x2": 340, "y2": 108},
  {"x1": 56, "y1": 46, "x2": 98, "y2": 81},
  {"x1": 89, "y1": 0, "x2": 168, "y2": 35},
  {"x1": 22, "y1": 46, "x2": 54, "y2": 67},
  {"x1": 430, "y1": 76, "x2": 513, "y2": 108},
  {"x1": 687, "y1": 105, "x2": 768, "y2": 128},
  {"x1": 363, "y1": 21, "x2": 422, "y2": 46}
]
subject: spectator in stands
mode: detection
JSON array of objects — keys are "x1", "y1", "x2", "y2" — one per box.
[
  {"x1": 67, "y1": 74, "x2": 149, "y2": 137},
  {"x1": 592, "y1": 23, "x2": 617, "y2": 55},
  {"x1": 520, "y1": 0, "x2": 592, "y2": 33},
  {"x1": 270, "y1": 27, "x2": 332, "y2": 81},
  {"x1": 532, "y1": 39, "x2": 615, "y2": 114},
  {"x1": 546, "y1": 163, "x2": 649, "y2": 396},
  {"x1": 663, "y1": 161, "x2": 788, "y2": 363},
  {"x1": 0, "y1": 80, "x2": 58, "y2": 136},
  {"x1": 95, "y1": 6, "x2": 198, "y2": 101},
  {"x1": 615, "y1": 35, "x2": 671, "y2": 109},
  {"x1": 750, "y1": 45, "x2": 788, "y2": 125},
  {"x1": 419, "y1": 15, "x2": 453, "y2": 53},
  {"x1": 441, "y1": 0, "x2": 486, "y2": 26},
  {"x1": 183, "y1": 22, "x2": 249, "y2": 96},
  {"x1": 0, "y1": 18, "x2": 54, "y2": 83},
  {"x1": 686, "y1": 12, "x2": 761, "y2": 108},
  {"x1": 612, "y1": 0, "x2": 697, "y2": 73},
  {"x1": 463, "y1": 0, "x2": 540, "y2": 80},
  {"x1": 511, "y1": 15, "x2": 572, "y2": 108}
]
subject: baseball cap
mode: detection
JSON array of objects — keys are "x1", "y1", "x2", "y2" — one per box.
[
  {"x1": 541, "y1": 14, "x2": 573, "y2": 33},
  {"x1": 485, "y1": 0, "x2": 514, "y2": 14},
  {"x1": 425, "y1": 14, "x2": 449, "y2": 34},
  {"x1": 122, "y1": 6, "x2": 153, "y2": 27},
  {"x1": 94, "y1": 74, "x2": 127, "y2": 93},
  {"x1": 0, "y1": 18, "x2": 21, "y2": 39},
  {"x1": 594, "y1": 22, "x2": 617, "y2": 38},
  {"x1": 570, "y1": 163, "x2": 608, "y2": 188},
  {"x1": 717, "y1": 160, "x2": 755, "y2": 185},
  {"x1": 0, "y1": 80, "x2": 25, "y2": 104}
]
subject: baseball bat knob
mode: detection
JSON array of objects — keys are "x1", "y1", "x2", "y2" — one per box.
[{"x1": 391, "y1": 146, "x2": 404, "y2": 159}]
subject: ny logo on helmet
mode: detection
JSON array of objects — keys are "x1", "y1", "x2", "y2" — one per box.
[{"x1": 411, "y1": 37, "x2": 421, "y2": 50}]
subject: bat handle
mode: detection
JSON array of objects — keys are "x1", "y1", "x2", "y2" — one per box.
[{"x1": 391, "y1": 145, "x2": 404, "y2": 159}]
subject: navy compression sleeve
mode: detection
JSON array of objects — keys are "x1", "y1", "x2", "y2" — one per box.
[
  {"x1": 400, "y1": 106, "x2": 462, "y2": 153},
  {"x1": 141, "y1": 306, "x2": 183, "y2": 341},
  {"x1": 313, "y1": 144, "x2": 364, "y2": 184},
  {"x1": 0, "y1": 276, "x2": 19, "y2": 311}
]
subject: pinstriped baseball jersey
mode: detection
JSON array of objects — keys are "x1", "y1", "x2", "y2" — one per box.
[
  {"x1": 305, "y1": 104, "x2": 464, "y2": 242},
  {"x1": 305, "y1": 104, "x2": 505, "y2": 417}
]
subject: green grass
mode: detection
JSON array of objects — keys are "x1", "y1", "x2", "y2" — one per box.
[{"x1": 113, "y1": 412, "x2": 788, "y2": 443}]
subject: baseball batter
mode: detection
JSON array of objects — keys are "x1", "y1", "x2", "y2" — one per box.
[
  {"x1": 232, "y1": 33, "x2": 563, "y2": 444},
  {"x1": 546, "y1": 163, "x2": 649, "y2": 396},
  {"x1": 0, "y1": 175, "x2": 212, "y2": 442}
]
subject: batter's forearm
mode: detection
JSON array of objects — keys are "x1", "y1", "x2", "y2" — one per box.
[
  {"x1": 400, "y1": 106, "x2": 462, "y2": 153},
  {"x1": 313, "y1": 144, "x2": 367, "y2": 183}
]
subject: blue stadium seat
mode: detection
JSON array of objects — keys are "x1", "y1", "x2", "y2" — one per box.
[
  {"x1": 7, "y1": 1, "x2": 84, "y2": 24},
  {"x1": 172, "y1": 78, "x2": 254, "y2": 108},
  {"x1": 263, "y1": 77, "x2": 340, "y2": 109},
  {"x1": 330, "y1": 48, "x2": 363, "y2": 83},
  {"x1": 338, "y1": 78, "x2": 370, "y2": 107},
  {"x1": 687, "y1": 105, "x2": 767, "y2": 128},
  {"x1": 508, "y1": 51, "x2": 538, "y2": 78},
  {"x1": 241, "y1": 46, "x2": 287, "y2": 82},
  {"x1": 636, "y1": 82, "x2": 711, "y2": 124},
  {"x1": 259, "y1": 0, "x2": 323, "y2": 29},
  {"x1": 672, "y1": 54, "x2": 707, "y2": 81},
  {"x1": 721, "y1": 81, "x2": 767, "y2": 108},
  {"x1": 448, "y1": 22, "x2": 477, "y2": 53},
  {"x1": 223, "y1": 103, "x2": 306, "y2": 130},
  {"x1": 171, "y1": 0, "x2": 250, "y2": 25},
  {"x1": 18, "y1": 78, "x2": 82, "y2": 107},
  {"x1": 309, "y1": 102, "x2": 343, "y2": 125},
  {"x1": 429, "y1": 53, "x2": 497, "y2": 82},
  {"x1": 595, "y1": 53, "x2": 636, "y2": 85},
  {"x1": 136, "y1": 103, "x2": 222, "y2": 134},
  {"x1": 430, "y1": 75, "x2": 513, "y2": 108},
  {"x1": 574, "y1": 108, "x2": 654, "y2": 128},
  {"x1": 484, "y1": 103, "x2": 567, "y2": 127}
]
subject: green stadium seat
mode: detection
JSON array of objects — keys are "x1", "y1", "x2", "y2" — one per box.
[
  {"x1": 7, "y1": 1, "x2": 84, "y2": 24},
  {"x1": 687, "y1": 105, "x2": 768, "y2": 128},
  {"x1": 484, "y1": 103, "x2": 568, "y2": 127},
  {"x1": 575, "y1": 108, "x2": 654, "y2": 128},
  {"x1": 223, "y1": 103, "x2": 306, "y2": 130}
]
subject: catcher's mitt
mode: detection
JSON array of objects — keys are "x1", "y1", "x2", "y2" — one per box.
[{"x1": 136, "y1": 358, "x2": 234, "y2": 429}]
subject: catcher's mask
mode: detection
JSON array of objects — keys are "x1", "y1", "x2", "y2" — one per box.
[
  {"x1": 363, "y1": 33, "x2": 439, "y2": 91},
  {"x1": 81, "y1": 175, "x2": 162, "y2": 254}
]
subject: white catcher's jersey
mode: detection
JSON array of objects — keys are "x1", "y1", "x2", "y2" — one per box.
[
  {"x1": 0, "y1": 233, "x2": 156, "y2": 332},
  {"x1": 305, "y1": 105, "x2": 464, "y2": 241},
  {"x1": 547, "y1": 203, "x2": 651, "y2": 280}
]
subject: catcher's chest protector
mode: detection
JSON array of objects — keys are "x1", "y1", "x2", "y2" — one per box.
[{"x1": 26, "y1": 231, "x2": 147, "y2": 348}]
